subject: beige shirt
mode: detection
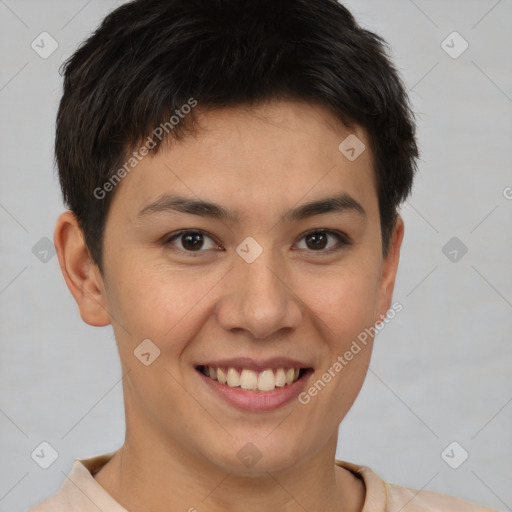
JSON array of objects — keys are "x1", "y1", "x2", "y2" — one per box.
[{"x1": 28, "y1": 452, "x2": 497, "y2": 511}]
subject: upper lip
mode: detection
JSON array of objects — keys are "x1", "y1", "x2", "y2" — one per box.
[{"x1": 196, "y1": 357, "x2": 312, "y2": 372}]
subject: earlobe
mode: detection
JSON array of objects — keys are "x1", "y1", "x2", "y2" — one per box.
[
  {"x1": 376, "y1": 216, "x2": 404, "y2": 320},
  {"x1": 54, "y1": 211, "x2": 111, "y2": 327}
]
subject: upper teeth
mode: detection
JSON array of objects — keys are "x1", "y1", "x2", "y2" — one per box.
[{"x1": 201, "y1": 366, "x2": 301, "y2": 392}]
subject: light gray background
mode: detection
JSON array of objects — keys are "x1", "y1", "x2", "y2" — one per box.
[{"x1": 0, "y1": 1, "x2": 511, "y2": 511}]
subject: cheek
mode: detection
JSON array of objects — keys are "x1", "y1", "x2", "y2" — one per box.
[
  {"x1": 296, "y1": 262, "x2": 382, "y2": 344},
  {"x1": 104, "y1": 260, "x2": 225, "y2": 349},
  {"x1": 294, "y1": 268, "x2": 379, "y2": 431}
]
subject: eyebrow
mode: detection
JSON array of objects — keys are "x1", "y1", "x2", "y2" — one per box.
[{"x1": 137, "y1": 193, "x2": 366, "y2": 223}]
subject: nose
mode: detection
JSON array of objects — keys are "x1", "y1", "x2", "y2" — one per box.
[{"x1": 215, "y1": 248, "x2": 303, "y2": 340}]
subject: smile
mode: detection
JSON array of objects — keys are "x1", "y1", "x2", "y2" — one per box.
[
  {"x1": 195, "y1": 361, "x2": 313, "y2": 411},
  {"x1": 197, "y1": 365, "x2": 306, "y2": 392}
]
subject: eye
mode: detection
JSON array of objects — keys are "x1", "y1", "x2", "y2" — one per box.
[
  {"x1": 165, "y1": 230, "x2": 219, "y2": 253},
  {"x1": 164, "y1": 229, "x2": 350, "y2": 256},
  {"x1": 295, "y1": 230, "x2": 350, "y2": 253}
]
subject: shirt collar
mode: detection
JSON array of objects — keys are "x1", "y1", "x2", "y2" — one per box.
[{"x1": 57, "y1": 453, "x2": 385, "y2": 511}]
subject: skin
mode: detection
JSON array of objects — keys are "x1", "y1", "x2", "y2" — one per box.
[{"x1": 54, "y1": 99, "x2": 404, "y2": 512}]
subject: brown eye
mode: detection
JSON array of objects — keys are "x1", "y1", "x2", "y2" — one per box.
[
  {"x1": 304, "y1": 232, "x2": 329, "y2": 250},
  {"x1": 181, "y1": 232, "x2": 204, "y2": 251},
  {"x1": 295, "y1": 230, "x2": 349, "y2": 253},
  {"x1": 167, "y1": 231, "x2": 218, "y2": 252}
]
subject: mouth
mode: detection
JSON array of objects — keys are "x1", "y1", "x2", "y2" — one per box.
[
  {"x1": 195, "y1": 361, "x2": 313, "y2": 411},
  {"x1": 196, "y1": 365, "x2": 310, "y2": 392}
]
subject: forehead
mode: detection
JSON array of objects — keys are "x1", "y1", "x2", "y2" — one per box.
[{"x1": 108, "y1": 100, "x2": 378, "y2": 221}]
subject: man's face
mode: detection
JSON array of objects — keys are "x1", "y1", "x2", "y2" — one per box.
[{"x1": 96, "y1": 100, "x2": 401, "y2": 473}]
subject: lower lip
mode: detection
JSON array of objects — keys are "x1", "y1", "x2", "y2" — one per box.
[{"x1": 197, "y1": 369, "x2": 311, "y2": 412}]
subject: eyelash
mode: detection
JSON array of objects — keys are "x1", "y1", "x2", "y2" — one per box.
[{"x1": 164, "y1": 229, "x2": 351, "y2": 257}]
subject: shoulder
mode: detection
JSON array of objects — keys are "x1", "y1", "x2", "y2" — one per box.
[
  {"x1": 386, "y1": 482, "x2": 498, "y2": 511},
  {"x1": 28, "y1": 492, "x2": 71, "y2": 512},
  {"x1": 28, "y1": 453, "x2": 122, "y2": 512},
  {"x1": 336, "y1": 460, "x2": 498, "y2": 512}
]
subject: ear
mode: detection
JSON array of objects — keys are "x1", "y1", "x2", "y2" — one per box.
[
  {"x1": 375, "y1": 216, "x2": 404, "y2": 321},
  {"x1": 54, "y1": 211, "x2": 111, "y2": 327}
]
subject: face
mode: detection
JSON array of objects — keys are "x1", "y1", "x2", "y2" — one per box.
[{"x1": 61, "y1": 100, "x2": 402, "y2": 474}]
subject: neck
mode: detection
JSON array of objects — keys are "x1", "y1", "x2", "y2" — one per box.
[
  {"x1": 94, "y1": 399, "x2": 365, "y2": 512},
  {"x1": 95, "y1": 438, "x2": 364, "y2": 512}
]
